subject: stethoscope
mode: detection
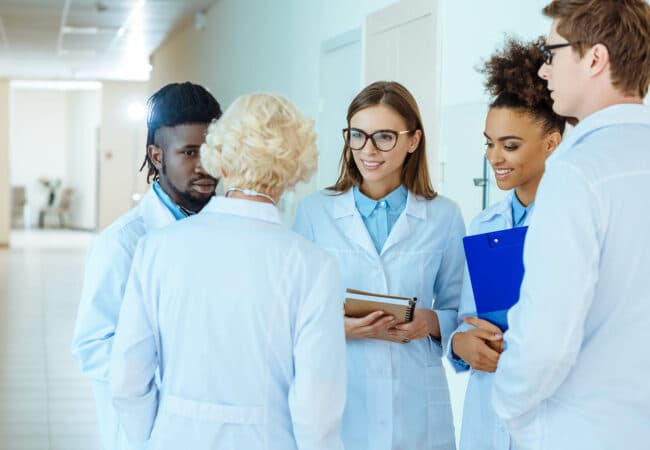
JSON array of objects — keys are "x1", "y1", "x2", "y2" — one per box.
[{"x1": 225, "y1": 187, "x2": 277, "y2": 205}]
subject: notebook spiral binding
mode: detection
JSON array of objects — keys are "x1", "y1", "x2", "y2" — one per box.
[{"x1": 404, "y1": 298, "x2": 417, "y2": 322}]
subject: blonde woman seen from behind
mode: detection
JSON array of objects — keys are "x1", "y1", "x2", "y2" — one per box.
[{"x1": 109, "y1": 93, "x2": 347, "y2": 450}]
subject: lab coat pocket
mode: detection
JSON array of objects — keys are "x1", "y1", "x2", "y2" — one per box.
[{"x1": 151, "y1": 394, "x2": 265, "y2": 449}]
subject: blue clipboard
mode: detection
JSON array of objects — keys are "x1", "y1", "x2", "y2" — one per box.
[{"x1": 462, "y1": 226, "x2": 528, "y2": 331}]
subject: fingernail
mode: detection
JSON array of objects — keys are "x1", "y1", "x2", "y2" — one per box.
[{"x1": 494, "y1": 334, "x2": 503, "y2": 339}]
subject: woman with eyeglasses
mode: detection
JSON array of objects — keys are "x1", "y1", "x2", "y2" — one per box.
[
  {"x1": 294, "y1": 81, "x2": 465, "y2": 450},
  {"x1": 446, "y1": 38, "x2": 567, "y2": 450}
]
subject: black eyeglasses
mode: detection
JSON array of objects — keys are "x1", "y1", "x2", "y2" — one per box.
[
  {"x1": 540, "y1": 42, "x2": 579, "y2": 65},
  {"x1": 342, "y1": 127, "x2": 413, "y2": 152}
]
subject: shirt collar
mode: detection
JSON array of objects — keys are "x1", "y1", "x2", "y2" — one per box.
[
  {"x1": 559, "y1": 104, "x2": 650, "y2": 154},
  {"x1": 201, "y1": 196, "x2": 282, "y2": 224},
  {"x1": 152, "y1": 181, "x2": 194, "y2": 220},
  {"x1": 353, "y1": 184, "x2": 408, "y2": 218},
  {"x1": 511, "y1": 191, "x2": 533, "y2": 227}
]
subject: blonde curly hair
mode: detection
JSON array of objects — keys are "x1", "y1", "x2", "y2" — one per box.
[{"x1": 201, "y1": 93, "x2": 318, "y2": 198}]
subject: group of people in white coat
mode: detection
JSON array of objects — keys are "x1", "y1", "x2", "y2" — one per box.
[{"x1": 71, "y1": 1, "x2": 650, "y2": 449}]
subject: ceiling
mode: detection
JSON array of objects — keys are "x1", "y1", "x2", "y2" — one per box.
[{"x1": 0, "y1": 0, "x2": 217, "y2": 81}]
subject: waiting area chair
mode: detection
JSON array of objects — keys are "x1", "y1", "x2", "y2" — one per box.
[
  {"x1": 10, "y1": 186, "x2": 27, "y2": 228},
  {"x1": 38, "y1": 188, "x2": 74, "y2": 228}
]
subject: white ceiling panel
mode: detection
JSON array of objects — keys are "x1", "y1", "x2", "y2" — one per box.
[{"x1": 0, "y1": 0, "x2": 217, "y2": 80}]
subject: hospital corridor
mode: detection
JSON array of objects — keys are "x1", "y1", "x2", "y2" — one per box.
[
  {"x1": 2, "y1": 1, "x2": 650, "y2": 449},
  {"x1": 0, "y1": 231, "x2": 99, "y2": 449}
]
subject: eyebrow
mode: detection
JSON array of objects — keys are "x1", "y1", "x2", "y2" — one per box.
[{"x1": 483, "y1": 132, "x2": 523, "y2": 141}]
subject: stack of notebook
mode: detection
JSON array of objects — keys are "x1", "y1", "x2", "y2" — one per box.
[{"x1": 344, "y1": 288, "x2": 417, "y2": 343}]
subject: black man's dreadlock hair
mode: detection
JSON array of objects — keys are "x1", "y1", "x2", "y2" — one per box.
[{"x1": 140, "y1": 82, "x2": 222, "y2": 183}]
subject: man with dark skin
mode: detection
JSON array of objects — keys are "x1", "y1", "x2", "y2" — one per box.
[{"x1": 72, "y1": 82, "x2": 222, "y2": 450}]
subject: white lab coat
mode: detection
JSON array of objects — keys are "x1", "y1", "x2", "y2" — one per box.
[
  {"x1": 72, "y1": 187, "x2": 175, "y2": 450},
  {"x1": 446, "y1": 192, "x2": 524, "y2": 450},
  {"x1": 492, "y1": 104, "x2": 650, "y2": 450},
  {"x1": 109, "y1": 196, "x2": 347, "y2": 450},
  {"x1": 293, "y1": 189, "x2": 465, "y2": 450}
]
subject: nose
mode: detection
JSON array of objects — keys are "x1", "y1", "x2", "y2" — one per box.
[
  {"x1": 486, "y1": 146, "x2": 505, "y2": 166},
  {"x1": 360, "y1": 138, "x2": 379, "y2": 154},
  {"x1": 538, "y1": 62, "x2": 549, "y2": 80},
  {"x1": 195, "y1": 154, "x2": 209, "y2": 175}
]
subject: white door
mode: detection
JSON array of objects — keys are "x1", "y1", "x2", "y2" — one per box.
[
  {"x1": 317, "y1": 29, "x2": 362, "y2": 189},
  {"x1": 364, "y1": 0, "x2": 442, "y2": 188}
]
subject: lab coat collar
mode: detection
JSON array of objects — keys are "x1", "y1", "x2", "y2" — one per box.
[
  {"x1": 475, "y1": 192, "x2": 514, "y2": 227},
  {"x1": 138, "y1": 187, "x2": 177, "y2": 230},
  {"x1": 202, "y1": 196, "x2": 282, "y2": 225},
  {"x1": 331, "y1": 187, "x2": 426, "y2": 220},
  {"x1": 330, "y1": 188, "x2": 427, "y2": 257},
  {"x1": 561, "y1": 103, "x2": 650, "y2": 152}
]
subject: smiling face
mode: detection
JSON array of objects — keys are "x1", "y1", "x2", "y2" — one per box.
[
  {"x1": 484, "y1": 107, "x2": 559, "y2": 205},
  {"x1": 149, "y1": 123, "x2": 218, "y2": 212},
  {"x1": 349, "y1": 104, "x2": 421, "y2": 198}
]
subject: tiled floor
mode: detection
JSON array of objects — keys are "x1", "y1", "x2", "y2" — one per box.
[{"x1": 0, "y1": 230, "x2": 100, "y2": 450}]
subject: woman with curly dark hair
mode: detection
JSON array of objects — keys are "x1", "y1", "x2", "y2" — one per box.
[{"x1": 446, "y1": 37, "x2": 567, "y2": 450}]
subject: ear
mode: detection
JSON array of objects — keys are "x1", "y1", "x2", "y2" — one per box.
[
  {"x1": 219, "y1": 166, "x2": 227, "y2": 178},
  {"x1": 544, "y1": 131, "x2": 562, "y2": 157},
  {"x1": 588, "y1": 43, "x2": 610, "y2": 78},
  {"x1": 147, "y1": 145, "x2": 164, "y2": 172},
  {"x1": 408, "y1": 129, "x2": 422, "y2": 153}
]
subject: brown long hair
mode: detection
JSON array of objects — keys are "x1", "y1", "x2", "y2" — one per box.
[{"x1": 327, "y1": 81, "x2": 436, "y2": 199}]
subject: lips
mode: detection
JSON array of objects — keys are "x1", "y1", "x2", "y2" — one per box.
[
  {"x1": 361, "y1": 160, "x2": 384, "y2": 170},
  {"x1": 191, "y1": 178, "x2": 216, "y2": 194},
  {"x1": 494, "y1": 168, "x2": 513, "y2": 180}
]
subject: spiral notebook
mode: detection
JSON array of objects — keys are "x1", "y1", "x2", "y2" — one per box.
[{"x1": 344, "y1": 288, "x2": 417, "y2": 343}]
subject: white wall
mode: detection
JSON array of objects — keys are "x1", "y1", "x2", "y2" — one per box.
[
  {"x1": 10, "y1": 89, "x2": 69, "y2": 227},
  {"x1": 9, "y1": 86, "x2": 101, "y2": 229},
  {"x1": 66, "y1": 90, "x2": 101, "y2": 229},
  {"x1": 97, "y1": 81, "x2": 148, "y2": 230}
]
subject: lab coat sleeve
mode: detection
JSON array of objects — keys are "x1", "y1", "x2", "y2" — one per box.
[
  {"x1": 72, "y1": 232, "x2": 134, "y2": 381},
  {"x1": 445, "y1": 264, "x2": 476, "y2": 372},
  {"x1": 292, "y1": 199, "x2": 315, "y2": 242},
  {"x1": 433, "y1": 206, "x2": 466, "y2": 354},
  {"x1": 445, "y1": 216, "x2": 483, "y2": 371},
  {"x1": 492, "y1": 160, "x2": 600, "y2": 424},
  {"x1": 289, "y1": 255, "x2": 346, "y2": 450},
  {"x1": 109, "y1": 240, "x2": 159, "y2": 444}
]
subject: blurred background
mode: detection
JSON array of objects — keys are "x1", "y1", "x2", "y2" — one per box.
[{"x1": 1, "y1": 1, "x2": 647, "y2": 449}]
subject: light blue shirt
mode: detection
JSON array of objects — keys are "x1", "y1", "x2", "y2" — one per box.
[
  {"x1": 294, "y1": 189, "x2": 465, "y2": 450},
  {"x1": 446, "y1": 191, "x2": 524, "y2": 450},
  {"x1": 511, "y1": 193, "x2": 533, "y2": 228},
  {"x1": 492, "y1": 104, "x2": 650, "y2": 450},
  {"x1": 110, "y1": 197, "x2": 347, "y2": 450},
  {"x1": 353, "y1": 184, "x2": 408, "y2": 253},
  {"x1": 152, "y1": 181, "x2": 195, "y2": 220}
]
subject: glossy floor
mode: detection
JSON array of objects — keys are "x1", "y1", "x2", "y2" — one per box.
[{"x1": 0, "y1": 230, "x2": 98, "y2": 450}]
